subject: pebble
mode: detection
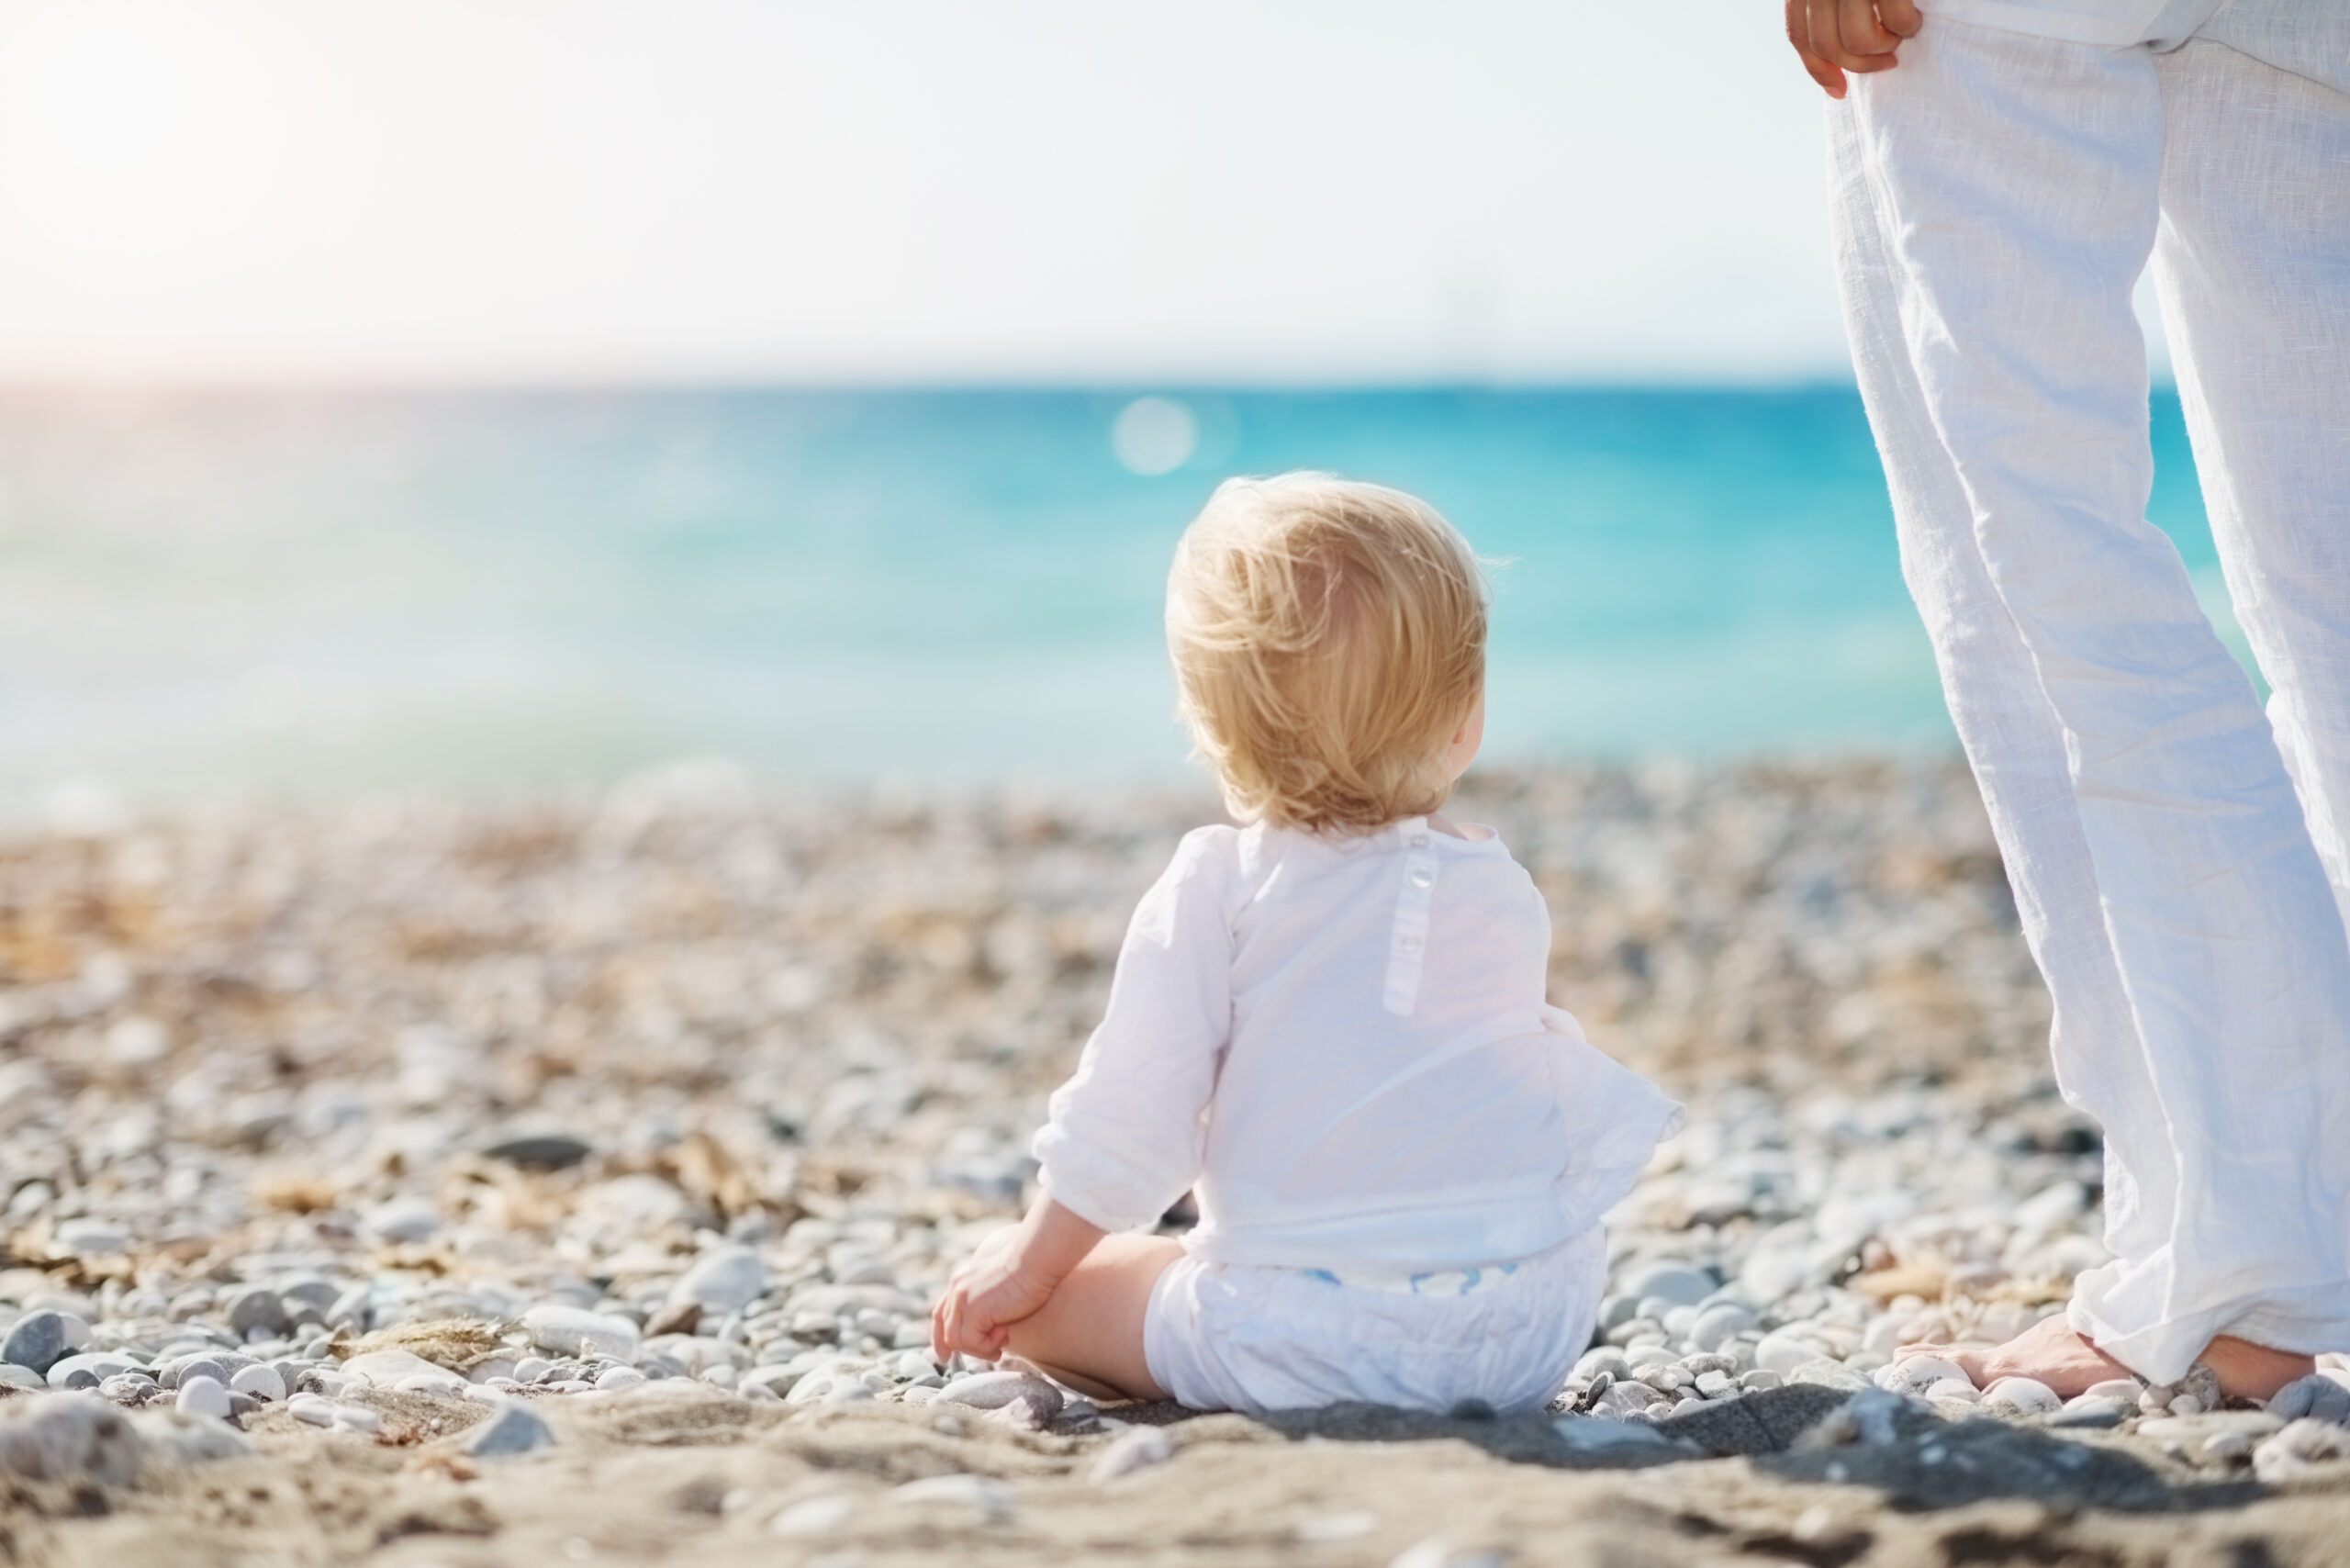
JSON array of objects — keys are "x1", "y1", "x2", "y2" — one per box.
[
  {"x1": 483, "y1": 1133, "x2": 594, "y2": 1170},
  {"x1": 1686, "y1": 1303, "x2": 1756, "y2": 1352},
  {"x1": 1623, "y1": 1264, "x2": 1715, "y2": 1309},
  {"x1": 289, "y1": 1396, "x2": 335, "y2": 1427},
  {"x1": 1552, "y1": 1416, "x2": 1675, "y2": 1453},
  {"x1": 2268, "y1": 1372, "x2": 2350, "y2": 1426},
  {"x1": 2255, "y1": 1417, "x2": 2350, "y2": 1482},
  {"x1": 670, "y1": 1248, "x2": 767, "y2": 1316},
  {"x1": 1090, "y1": 1425, "x2": 1175, "y2": 1483},
  {"x1": 330, "y1": 1405, "x2": 382, "y2": 1434},
  {"x1": 522, "y1": 1305, "x2": 641, "y2": 1362},
  {"x1": 396, "y1": 1372, "x2": 467, "y2": 1395},
  {"x1": 892, "y1": 1473, "x2": 1013, "y2": 1521},
  {"x1": 46, "y1": 1352, "x2": 136, "y2": 1391},
  {"x1": 1, "y1": 1311, "x2": 74, "y2": 1375},
  {"x1": 596, "y1": 1366, "x2": 648, "y2": 1391},
  {"x1": 223, "y1": 1287, "x2": 286, "y2": 1338},
  {"x1": 1752, "y1": 1333, "x2": 1818, "y2": 1378},
  {"x1": 1787, "y1": 1360, "x2": 1871, "y2": 1394},
  {"x1": 1981, "y1": 1377, "x2": 2059, "y2": 1417},
  {"x1": 175, "y1": 1376, "x2": 232, "y2": 1420},
  {"x1": 938, "y1": 1370, "x2": 1063, "y2": 1421},
  {"x1": 56, "y1": 1219, "x2": 129, "y2": 1255},
  {"x1": 364, "y1": 1196, "x2": 442, "y2": 1245},
  {"x1": 465, "y1": 1401, "x2": 558, "y2": 1457},
  {"x1": 2048, "y1": 1395, "x2": 2132, "y2": 1430},
  {"x1": 0, "y1": 1394, "x2": 146, "y2": 1484},
  {"x1": 1874, "y1": 1355, "x2": 1970, "y2": 1397},
  {"x1": 770, "y1": 1495, "x2": 855, "y2": 1538}
]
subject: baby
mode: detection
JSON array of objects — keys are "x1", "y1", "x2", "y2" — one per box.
[{"x1": 930, "y1": 473, "x2": 1681, "y2": 1414}]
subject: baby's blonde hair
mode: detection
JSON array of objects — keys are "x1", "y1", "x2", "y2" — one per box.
[{"x1": 1167, "y1": 473, "x2": 1487, "y2": 834}]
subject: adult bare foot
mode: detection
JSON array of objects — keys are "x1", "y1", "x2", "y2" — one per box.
[
  {"x1": 1901, "y1": 1312, "x2": 2130, "y2": 1398},
  {"x1": 1898, "y1": 1315, "x2": 2315, "y2": 1402},
  {"x1": 2201, "y1": 1336, "x2": 2317, "y2": 1403}
]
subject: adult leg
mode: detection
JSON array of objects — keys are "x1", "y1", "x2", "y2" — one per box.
[
  {"x1": 2144, "y1": 34, "x2": 2350, "y2": 1361},
  {"x1": 1836, "y1": 19, "x2": 2350, "y2": 1385},
  {"x1": 997, "y1": 1234, "x2": 1183, "y2": 1401},
  {"x1": 2153, "y1": 38, "x2": 2350, "y2": 931},
  {"x1": 1828, "y1": 51, "x2": 2155, "y2": 1399}
]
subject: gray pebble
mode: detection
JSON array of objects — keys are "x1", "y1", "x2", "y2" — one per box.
[
  {"x1": 482, "y1": 1132, "x2": 594, "y2": 1170},
  {"x1": 1622, "y1": 1263, "x2": 1715, "y2": 1308},
  {"x1": 163, "y1": 1356, "x2": 228, "y2": 1392},
  {"x1": 938, "y1": 1371, "x2": 1063, "y2": 1421},
  {"x1": 2047, "y1": 1395, "x2": 2131, "y2": 1429},
  {"x1": 0, "y1": 1392, "x2": 146, "y2": 1484},
  {"x1": 1, "y1": 1312, "x2": 72, "y2": 1375},
  {"x1": 224, "y1": 1287, "x2": 286, "y2": 1338},
  {"x1": 465, "y1": 1401, "x2": 558, "y2": 1457},
  {"x1": 1687, "y1": 1302, "x2": 1759, "y2": 1351}
]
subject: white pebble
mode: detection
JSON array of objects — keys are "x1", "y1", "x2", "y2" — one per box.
[
  {"x1": 331, "y1": 1405, "x2": 382, "y2": 1434},
  {"x1": 770, "y1": 1495, "x2": 854, "y2": 1537},
  {"x1": 670, "y1": 1248, "x2": 767, "y2": 1316},
  {"x1": 521, "y1": 1305, "x2": 641, "y2": 1362},
  {"x1": 395, "y1": 1373, "x2": 465, "y2": 1396},
  {"x1": 229, "y1": 1364, "x2": 285, "y2": 1403},
  {"x1": 175, "y1": 1376, "x2": 231, "y2": 1420},
  {"x1": 1090, "y1": 1425, "x2": 1174, "y2": 1484}
]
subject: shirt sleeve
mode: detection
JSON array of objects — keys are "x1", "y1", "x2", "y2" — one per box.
[{"x1": 1031, "y1": 825, "x2": 1237, "y2": 1234}]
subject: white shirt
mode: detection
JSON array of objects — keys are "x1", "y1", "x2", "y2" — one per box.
[
  {"x1": 1032, "y1": 815, "x2": 1683, "y2": 1273},
  {"x1": 1919, "y1": 0, "x2": 2332, "y2": 55}
]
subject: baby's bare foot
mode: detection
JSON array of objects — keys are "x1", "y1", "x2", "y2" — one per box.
[{"x1": 1897, "y1": 1316, "x2": 2314, "y2": 1403}]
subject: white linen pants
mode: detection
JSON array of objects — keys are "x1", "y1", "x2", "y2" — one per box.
[{"x1": 1830, "y1": 14, "x2": 2350, "y2": 1382}]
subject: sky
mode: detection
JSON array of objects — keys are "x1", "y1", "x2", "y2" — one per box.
[{"x1": 0, "y1": 0, "x2": 2162, "y2": 386}]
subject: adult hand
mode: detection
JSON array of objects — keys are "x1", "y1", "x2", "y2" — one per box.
[{"x1": 1785, "y1": 0, "x2": 1923, "y2": 99}]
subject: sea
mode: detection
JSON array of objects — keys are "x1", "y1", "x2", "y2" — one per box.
[{"x1": 0, "y1": 386, "x2": 2230, "y2": 817}]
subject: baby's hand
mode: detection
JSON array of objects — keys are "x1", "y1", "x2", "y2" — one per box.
[{"x1": 930, "y1": 1223, "x2": 1060, "y2": 1363}]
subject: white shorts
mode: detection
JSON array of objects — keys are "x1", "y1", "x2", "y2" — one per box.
[{"x1": 1140, "y1": 1227, "x2": 1605, "y2": 1417}]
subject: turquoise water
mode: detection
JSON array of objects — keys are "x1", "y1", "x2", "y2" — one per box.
[{"x1": 0, "y1": 387, "x2": 2221, "y2": 806}]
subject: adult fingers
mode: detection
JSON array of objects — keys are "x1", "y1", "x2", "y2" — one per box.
[
  {"x1": 1785, "y1": 0, "x2": 1846, "y2": 97},
  {"x1": 1805, "y1": 0, "x2": 1900, "y2": 73},
  {"x1": 930, "y1": 1299, "x2": 949, "y2": 1362},
  {"x1": 1839, "y1": 0, "x2": 1895, "y2": 56}
]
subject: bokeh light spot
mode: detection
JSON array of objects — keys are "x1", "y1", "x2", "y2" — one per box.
[{"x1": 1112, "y1": 397, "x2": 1196, "y2": 476}]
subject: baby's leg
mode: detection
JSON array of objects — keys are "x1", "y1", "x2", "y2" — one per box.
[{"x1": 1001, "y1": 1234, "x2": 1184, "y2": 1402}]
